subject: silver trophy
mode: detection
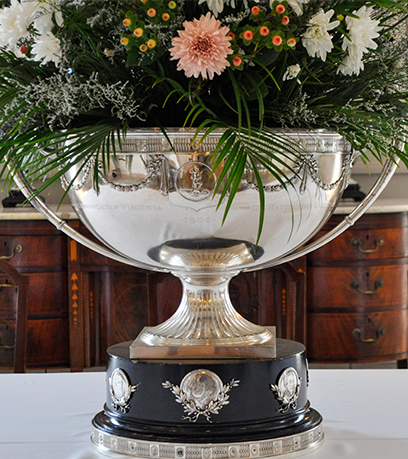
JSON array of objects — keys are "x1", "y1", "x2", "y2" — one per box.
[
  {"x1": 14, "y1": 128, "x2": 397, "y2": 458},
  {"x1": 63, "y1": 128, "x2": 352, "y2": 359}
]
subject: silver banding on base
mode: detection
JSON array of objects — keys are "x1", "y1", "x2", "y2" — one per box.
[{"x1": 91, "y1": 423, "x2": 323, "y2": 459}]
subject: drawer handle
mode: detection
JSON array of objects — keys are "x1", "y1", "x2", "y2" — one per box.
[
  {"x1": 0, "y1": 244, "x2": 22, "y2": 260},
  {"x1": 350, "y1": 237, "x2": 384, "y2": 254},
  {"x1": 350, "y1": 279, "x2": 384, "y2": 295},
  {"x1": 353, "y1": 327, "x2": 385, "y2": 343}
]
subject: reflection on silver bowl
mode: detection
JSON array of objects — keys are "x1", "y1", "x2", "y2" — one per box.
[{"x1": 64, "y1": 128, "x2": 353, "y2": 358}]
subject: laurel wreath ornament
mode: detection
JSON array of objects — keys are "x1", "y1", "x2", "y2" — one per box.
[
  {"x1": 270, "y1": 378, "x2": 301, "y2": 414},
  {"x1": 162, "y1": 378, "x2": 240, "y2": 423}
]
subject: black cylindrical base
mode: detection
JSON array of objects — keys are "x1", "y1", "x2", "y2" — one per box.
[{"x1": 91, "y1": 339, "x2": 323, "y2": 457}]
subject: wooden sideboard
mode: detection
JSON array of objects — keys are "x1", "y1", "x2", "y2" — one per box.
[
  {"x1": 68, "y1": 220, "x2": 307, "y2": 370},
  {"x1": 0, "y1": 220, "x2": 69, "y2": 369},
  {"x1": 0, "y1": 217, "x2": 306, "y2": 371},
  {"x1": 307, "y1": 212, "x2": 408, "y2": 364},
  {"x1": 1, "y1": 207, "x2": 408, "y2": 370}
]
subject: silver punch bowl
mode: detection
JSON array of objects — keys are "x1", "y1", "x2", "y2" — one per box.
[{"x1": 62, "y1": 128, "x2": 353, "y2": 359}]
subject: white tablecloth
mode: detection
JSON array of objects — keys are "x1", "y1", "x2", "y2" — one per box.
[{"x1": 1, "y1": 369, "x2": 408, "y2": 459}]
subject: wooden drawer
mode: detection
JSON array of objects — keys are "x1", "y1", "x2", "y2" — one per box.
[
  {"x1": 0, "y1": 235, "x2": 67, "y2": 268},
  {"x1": 309, "y1": 213, "x2": 408, "y2": 264},
  {"x1": 307, "y1": 264, "x2": 408, "y2": 311},
  {"x1": 309, "y1": 227, "x2": 408, "y2": 263},
  {"x1": 307, "y1": 310, "x2": 408, "y2": 362}
]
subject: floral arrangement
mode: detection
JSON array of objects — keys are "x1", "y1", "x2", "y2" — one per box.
[{"x1": 0, "y1": 0, "x2": 408, "y2": 211}]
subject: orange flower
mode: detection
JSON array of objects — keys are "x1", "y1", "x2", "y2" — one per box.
[
  {"x1": 243, "y1": 30, "x2": 253, "y2": 41},
  {"x1": 276, "y1": 4, "x2": 285, "y2": 14},
  {"x1": 147, "y1": 39, "x2": 156, "y2": 49},
  {"x1": 272, "y1": 35, "x2": 282, "y2": 46},
  {"x1": 260, "y1": 26, "x2": 269, "y2": 37}
]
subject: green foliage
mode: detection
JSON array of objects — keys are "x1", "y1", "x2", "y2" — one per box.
[{"x1": 1, "y1": 0, "x2": 408, "y2": 237}]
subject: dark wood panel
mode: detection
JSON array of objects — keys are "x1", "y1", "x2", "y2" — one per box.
[
  {"x1": 26, "y1": 272, "x2": 68, "y2": 316},
  {"x1": 307, "y1": 264, "x2": 408, "y2": 312},
  {"x1": 99, "y1": 271, "x2": 149, "y2": 361},
  {"x1": 309, "y1": 213, "x2": 408, "y2": 264},
  {"x1": 26, "y1": 318, "x2": 69, "y2": 367},
  {"x1": 306, "y1": 211, "x2": 408, "y2": 364},
  {"x1": 0, "y1": 319, "x2": 16, "y2": 367},
  {"x1": 0, "y1": 235, "x2": 67, "y2": 268},
  {"x1": 0, "y1": 220, "x2": 66, "y2": 236},
  {"x1": 307, "y1": 310, "x2": 408, "y2": 363},
  {"x1": 0, "y1": 219, "x2": 70, "y2": 370}
]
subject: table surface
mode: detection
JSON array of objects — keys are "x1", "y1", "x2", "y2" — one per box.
[{"x1": 1, "y1": 369, "x2": 408, "y2": 459}]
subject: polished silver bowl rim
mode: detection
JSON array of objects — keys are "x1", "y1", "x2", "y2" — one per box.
[{"x1": 13, "y1": 128, "x2": 398, "y2": 271}]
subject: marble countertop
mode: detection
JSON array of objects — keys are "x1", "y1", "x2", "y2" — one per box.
[
  {"x1": 0, "y1": 198, "x2": 407, "y2": 220},
  {"x1": 0, "y1": 203, "x2": 76, "y2": 220},
  {"x1": 334, "y1": 197, "x2": 408, "y2": 214}
]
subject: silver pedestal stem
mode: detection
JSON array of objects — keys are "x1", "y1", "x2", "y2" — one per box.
[{"x1": 130, "y1": 271, "x2": 276, "y2": 359}]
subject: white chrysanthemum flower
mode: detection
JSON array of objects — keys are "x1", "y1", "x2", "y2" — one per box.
[
  {"x1": 198, "y1": 0, "x2": 229, "y2": 16},
  {"x1": 283, "y1": 64, "x2": 301, "y2": 82},
  {"x1": 338, "y1": 6, "x2": 381, "y2": 76},
  {"x1": 286, "y1": 0, "x2": 309, "y2": 16},
  {"x1": 198, "y1": 0, "x2": 258, "y2": 17},
  {"x1": 302, "y1": 10, "x2": 340, "y2": 61},
  {"x1": 31, "y1": 31, "x2": 61, "y2": 65},
  {"x1": 34, "y1": 0, "x2": 64, "y2": 34},
  {"x1": 0, "y1": 0, "x2": 38, "y2": 49}
]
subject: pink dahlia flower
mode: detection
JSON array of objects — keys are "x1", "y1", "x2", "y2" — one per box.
[{"x1": 170, "y1": 13, "x2": 232, "y2": 80}]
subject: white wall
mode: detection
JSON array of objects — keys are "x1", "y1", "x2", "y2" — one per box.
[{"x1": 351, "y1": 157, "x2": 408, "y2": 199}]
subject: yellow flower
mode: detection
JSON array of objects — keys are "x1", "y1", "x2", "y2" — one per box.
[{"x1": 147, "y1": 39, "x2": 156, "y2": 49}]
